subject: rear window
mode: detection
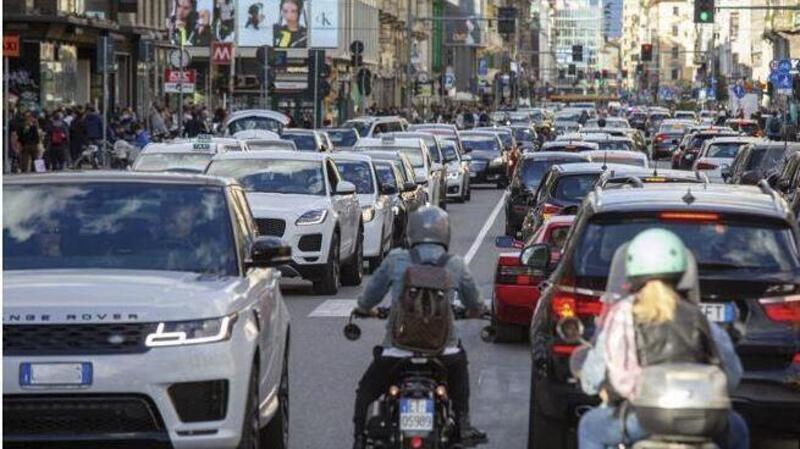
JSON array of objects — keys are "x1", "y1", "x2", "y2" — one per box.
[
  {"x1": 282, "y1": 133, "x2": 317, "y2": 151},
  {"x1": 748, "y1": 147, "x2": 790, "y2": 171},
  {"x1": 595, "y1": 141, "x2": 634, "y2": 152},
  {"x1": 327, "y1": 130, "x2": 358, "y2": 147},
  {"x1": 572, "y1": 215, "x2": 800, "y2": 277},
  {"x1": 551, "y1": 174, "x2": 601, "y2": 202},
  {"x1": 335, "y1": 161, "x2": 375, "y2": 194},
  {"x1": 659, "y1": 123, "x2": 687, "y2": 134},
  {"x1": 706, "y1": 143, "x2": 744, "y2": 158},
  {"x1": 462, "y1": 137, "x2": 500, "y2": 152},
  {"x1": 343, "y1": 121, "x2": 371, "y2": 137},
  {"x1": 374, "y1": 164, "x2": 398, "y2": 189}
]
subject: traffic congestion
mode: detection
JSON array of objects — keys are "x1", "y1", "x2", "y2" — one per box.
[{"x1": 4, "y1": 98, "x2": 800, "y2": 449}]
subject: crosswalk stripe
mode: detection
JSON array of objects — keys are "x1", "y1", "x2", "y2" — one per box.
[{"x1": 308, "y1": 299, "x2": 358, "y2": 317}]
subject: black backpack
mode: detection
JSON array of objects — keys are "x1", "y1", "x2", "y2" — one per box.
[{"x1": 391, "y1": 251, "x2": 454, "y2": 355}]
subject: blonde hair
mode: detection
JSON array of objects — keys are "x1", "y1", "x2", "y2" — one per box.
[{"x1": 633, "y1": 279, "x2": 678, "y2": 324}]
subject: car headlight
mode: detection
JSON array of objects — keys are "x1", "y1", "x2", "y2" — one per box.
[
  {"x1": 296, "y1": 209, "x2": 328, "y2": 226},
  {"x1": 447, "y1": 171, "x2": 461, "y2": 180},
  {"x1": 362, "y1": 206, "x2": 375, "y2": 222},
  {"x1": 490, "y1": 157, "x2": 504, "y2": 167},
  {"x1": 145, "y1": 314, "x2": 237, "y2": 347}
]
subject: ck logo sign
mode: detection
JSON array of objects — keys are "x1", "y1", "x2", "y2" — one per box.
[
  {"x1": 3, "y1": 35, "x2": 20, "y2": 58},
  {"x1": 212, "y1": 42, "x2": 233, "y2": 65}
]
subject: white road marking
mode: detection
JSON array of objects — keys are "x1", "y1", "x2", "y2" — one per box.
[
  {"x1": 464, "y1": 191, "x2": 508, "y2": 266},
  {"x1": 308, "y1": 299, "x2": 358, "y2": 317}
]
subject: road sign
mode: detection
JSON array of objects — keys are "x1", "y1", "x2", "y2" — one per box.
[
  {"x1": 164, "y1": 69, "x2": 196, "y2": 93},
  {"x1": 211, "y1": 42, "x2": 233, "y2": 65},
  {"x1": 169, "y1": 49, "x2": 191, "y2": 68},
  {"x1": 3, "y1": 35, "x2": 19, "y2": 58},
  {"x1": 732, "y1": 84, "x2": 745, "y2": 99},
  {"x1": 777, "y1": 59, "x2": 792, "y2": 73},
  {"x1": 770, "y1": 71, "x2": 793, "y2": 95},
  {"x1": 350, "y1": 40, "x2": 364, "y2": 55},
  {"x1": 96, "y1": 35, "x2": 115, "y2": 73},
  {"x1": 478, "y1": 58, "x2": 488, "y2": 78}
]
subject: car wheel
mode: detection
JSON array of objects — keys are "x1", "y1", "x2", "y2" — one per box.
[
  {"x1": 466, "y1": 182, "x2": 472, "y2": 201},
  {"x1": 313, "y1": 232, "x2": 340, "y2": 295},
  {"x1": 237, "y1": 364, "x2": 261, "y2": 449},
  {"x1": 262, "y1": 345, "x2": 289, "y2": 449},
  {"x1": 341, "y1": 227, "x2": 364, "y2": 286}
]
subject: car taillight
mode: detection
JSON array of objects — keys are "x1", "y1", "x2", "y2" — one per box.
[
  {"x1": 659, "y1": 211, "x2": 720, "y2": 222},
  {"x1": 760, "y1": 296, "x2": 800, "y2": 324},
  {"x1": 695, "y1": 161, "x2": 718, "y2": 170},
  {"x1": 654, "y1": 133, "x2": 667, "y2": 142},
  {"x1": 496, "y1": 255, "x2": 542, "y2": 285},
  {"x1": 541, "y1": 203, "x2": 562, "y2": 221},
  {"x1": 793, "y1": 353, "x2": 800, "y2": 365},
  {"x1": 551, "y1": 292, "x2": 602, "y2": 319}
]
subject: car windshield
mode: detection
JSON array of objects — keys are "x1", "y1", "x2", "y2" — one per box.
[
  {"x1": 327, "y1": 130, "x2": 358, "y2": 147},
  {"x1": 462, "y1": 137, "x2": 500, "y2": 152},
  {"x1": 248, "y1": 141, "x2": 294, "y2": 151},
  {"x1": 513, "y1": 128, "x2": 535, "y2": 142},
  {"x1": 335, "y1": 161, "x2": 375, "y2": 194},
  {"x1": 374, "y1": 164, "x2": 398, "y2": 190},
  {"x1": 659, "y1": 123, "x2": 687, "y2": 134},
  {"x1": 749, "y1": 147, "x2": 790, "y2": 171},
  {"x1": 519, "y1": 159, "x2": 575, "y2": 190},
  {"x1": 3, "y1": 183, "x2": 237, "y2": 275},
  {"x1": 552, "y1": 174, "x2": 601, "y2": 201},
  {"x1": 282, "y1": 133, "x2": 317, "y2": 151},
  {"x1": 706, "y1": 143, "x2": 744, "y2": 158},
  {"x1": 227, "y1": 116, "x2": 282, "y2": 134},
  {"x1": 133, "y1": 153, "x2": 213, "y2": 172},
  {"x1": 206, "y1": 159, "x2": 325, "y2": 195},
  {"x1": 594, "y1": 141, "x2": 634, "y2": 152},
  {"x1": 496, "y1": 133, "x2": 512, "y2": 149},
  {"x1": 361, "y1": 147, "x2": 424, "y2": 168},
  {"x1": 441, "y1": 141, "x2": 459, "y2": 162},
  {"x1": 573, "y1": 216, "x2": 800, "y2": 277},
  {"x1": 343, "y1": 120, "x2": 371, "y2": 137}
]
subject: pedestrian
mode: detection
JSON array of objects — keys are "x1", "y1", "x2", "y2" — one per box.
[
  {"x1": 149, "y1": 104, "x2": 168, "y2": 139},
  {"x1": 133, "y1": 122, "x2": 151, "y2": 148},
  {"x1": 69, "y1": 107, "x2": 87, "y2": 164},
  {"x1": 84, "y1": 106, "x2": 104, "y2": 144},
  {"x1": 45, "y1": 112, "x2": 71, "y2": 170},
  {"x1": 18, "y1": 112, "x2": 42, "y2": 173}
]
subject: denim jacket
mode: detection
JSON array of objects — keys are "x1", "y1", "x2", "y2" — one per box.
[{"x1": 357, "y1": 243, "x2": 483, "y2": 349}]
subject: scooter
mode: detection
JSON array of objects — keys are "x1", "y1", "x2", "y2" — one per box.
[{"x1": 344, "y1": 306, "x2": 490, "y2": 449}]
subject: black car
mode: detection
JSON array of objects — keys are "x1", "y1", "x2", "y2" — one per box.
[
  {"x1": 524, "y1": 183, "x2": 800, "y2": 449},
  {"x1": 510, "y1": 125, "x2": 539, "y2": 152},
  {"x1": 673, "y1": 128, "x2": 739, "y2": 169},
  {"x1": 726, "y1": 142, "x2": 800, "y2": 185},
  {"x1": 519, "y1": 163, "x2": 629, "y2": 241},
  {"x1": 772, "y1": 150, "x2": 800, "y2": 201},
  {"x1": 461, "y1": 131, "x2": 508, "y2": 187},
  {"x1": 651, "y1": 121, "x2": 690, "y2": 159},
  {"x1": 505, "y1": 152, "x2": 589, "y2": 237}
]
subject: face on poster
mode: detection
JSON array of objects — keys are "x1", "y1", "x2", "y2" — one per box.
[
  {"x1": 237, "y1": 0, "x2": 309, "y2": 48},
  {"x1": 213, "y1": 0, "x2": 236, "y2": 43},
  {"x1": 170, "y1": 0, "x2": 214, "y2": 46}
]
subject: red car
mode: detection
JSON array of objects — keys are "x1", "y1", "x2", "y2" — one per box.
[{"x1": 492, "y1": 215, "x2": 574, "y2": 342}]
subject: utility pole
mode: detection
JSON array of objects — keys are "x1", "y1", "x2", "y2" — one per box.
[
  {"x1": 406, "y1": 0, "x2": 414, "y2": 111},
  {"x1": 4, "y1": 51, "x2": 10, "y2": 173},
  {"x1": 101, "y1": 33, "x2": 109, "y2": 168},
  {"x1": 178, "y1": 28, "x2": 185, "y2": 137}
]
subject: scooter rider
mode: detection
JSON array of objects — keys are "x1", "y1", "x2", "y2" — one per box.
[
  {"x1": 573, "y1": 228, "x2": 749, "y2": 449},
  {"x1": 352, "y1": 206, "x2": 488, "y2": 449}
]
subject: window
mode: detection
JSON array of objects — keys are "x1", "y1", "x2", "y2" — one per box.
[
  {"x1": 672, "y1": 46, "x2": 679, "y2": 59},
  {"x1": 671, "y1": 68, "x2": 680, "y2": 80},
  {"x1": 730, "y1": 12, "x2": 739, "y2": 43},
  {"x1": 673, "y1": 6, "x2": 679, "y2": 16},
  {"x1": 672, "y1": 25, "x2": 678, "y2": 37}
]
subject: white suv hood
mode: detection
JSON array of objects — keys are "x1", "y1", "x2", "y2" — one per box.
[
  {"x1": 246, "y1": 192, "x2": 330, "y2": 218},
  {"x1": 3, "y1": 270, "x2": 243, "y2": 324}
]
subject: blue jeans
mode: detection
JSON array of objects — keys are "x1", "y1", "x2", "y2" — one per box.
[{"x1": 578, "y1": 405, "x2": 749, "y2": 449}]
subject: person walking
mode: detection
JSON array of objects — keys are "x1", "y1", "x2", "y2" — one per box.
[
  {"x1": 45, "y1": 112, "x2": 71, "y2": 170},
  {"x1": 18, "y1": 112, "x2": 42, "y2": 173},
  {"x1": 69, "y1": 107, "x2": 87, "y2": 164},
  {"x1": 84, "y1": 106, "x2": 104, "y2": 145}
]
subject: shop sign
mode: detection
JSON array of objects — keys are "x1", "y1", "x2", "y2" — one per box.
[
  {"x1": 164, "y1": 69, "x2": 196, "y2": 93},
  {"x1": 3, "y1": 35, "x2": 20, "y2": 58}
]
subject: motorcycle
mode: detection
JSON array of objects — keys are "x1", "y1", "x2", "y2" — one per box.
[
  {"x1": 344, "y1": 306, "x2": 490, "y2": 449},
  {"x1": 73, "y1": 140, "x2": 139, "y2": 170}
]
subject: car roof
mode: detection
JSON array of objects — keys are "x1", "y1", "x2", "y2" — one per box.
[
  {"x1": 330, "y1": 152, "x2": 373, "y2": 163},
  {"x1": 212, "y1": 149, "x2": 325, "y2": 162},
  {"x1": 225, "y1": 109, "x2": 291, "y2": 125},
  {"x1": 140, "y1": 140, "x2": 239, "y2": 154},
  {"x1": 551, "y1": 162, "x2": 632, "y2": 174},
  {"x1": 4, "y1": 170, "x2": 235, "y2": 187},
  {"x1": 327, "y1": 127, "x2": 357, "y2": 133},
  {"x1": 521, "y1": 151, "x2": 590, "y2": 161},
  {"x1": 587, "y1": 183, "x2": 790, "y2": 218},
  {"x1": 355, "y1": 137, "x2": 423, "y2": 148},
  {"x1": 283, "y1": 128, "x2": 317, "y2": 135},
  {"x1": 460, "y1": 131, "x2": 501, "y2": 138},
  {"x1": 583, "y1": 150, "x2": 646, "y2": 160},
  {"x1": 704, "y1": 136, "x2": 761, "y2": 145},
  {"x1": 750, "y1": 141, "x2": 800, "y2": 151},
  {"x1": 542, "y1": 141, "x2": 599, "y2": 150}
]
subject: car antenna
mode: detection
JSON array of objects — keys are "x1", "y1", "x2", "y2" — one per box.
[{"x1": 602, "y1": 151, "x2": 608, "y2": 170}]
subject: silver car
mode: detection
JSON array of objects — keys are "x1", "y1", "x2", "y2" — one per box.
[{"x1": 3, "y1": 172, "x2": 291, "y2": 449}]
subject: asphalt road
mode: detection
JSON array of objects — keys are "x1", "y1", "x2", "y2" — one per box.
[{"x1": 280, "y1": 185, "x2": 528, "y2": 449}]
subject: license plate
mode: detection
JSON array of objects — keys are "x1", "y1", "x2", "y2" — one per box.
[
  {"x1": 399, "y1": 398, "x2": 434, "y2": 431},
  {"x1": 699, "y1": 303, "x2": 734, "y2": 323},
  {"x1": 20, "y1": 363, "x2": 92, "y2": 386},
  {"x1": 469, "y1": 172, "x2": 477, "y2": 178}
]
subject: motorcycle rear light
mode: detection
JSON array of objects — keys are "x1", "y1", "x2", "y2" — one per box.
[
  {"x1": 760, "y1": 296, "x2": 800, "y2": 324},
  {"x1": 659, "y1": 212, "x2": 720, "y2": 222},
  {"x1": 388, "y1": 385, "x2": 400, "y2": 397},
  {"x1": 695, "y1": 161, "x2": 718, "y2": 170},
  {"x1": 551, "y1": 292, "x2": 602, "y2": 319},
  {"x1": 793, "y1": 353, "x2": 800, "y2": 365},
  {"x1": 410, "y1": 436, "x2": 424, "y2": 449},
  {"x1": 552, "y1": 344, "x2": 577, "y2": 356}
]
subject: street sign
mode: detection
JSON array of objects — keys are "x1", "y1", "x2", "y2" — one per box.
[
  {"x1": 169, "y1": 49, "x2": 191, "y2": 68},
  {"x1": 211, "y1": 42, "x2": 233, "y2": 65},
  {"x1": 771, "y1": 71, "x2": 793, "y2": 95},
  {"x1": 350, "y1": 40, "x2": 364, "y2": 55},
  {"x1": 96, "y1": 35, "x2": 116, "y2": 73},
  {"x1": 777, "y1": 59, "x2": 793, "y2": 73},
  {"x1": 478, "y1": 58, "x2": 488, "y2": 78},
  {"x1": 3, "y1": 35, "x2": 19, "y2": 58},
  {"x1": 164, "y1": 69, "x2": 196, "y2": 93}
]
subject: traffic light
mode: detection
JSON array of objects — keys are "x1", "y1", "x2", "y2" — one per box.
[
  {"x1": 572, "y1": 45, "x2": 583, "y2": 62},
  {"x1": 694, "y1": 0, "x2": 715, "y2": 24},
  {"x1": 641, "y1": 44, "x2": 653, "y2": 62}
]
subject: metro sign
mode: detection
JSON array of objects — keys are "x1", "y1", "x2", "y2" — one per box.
[{"x1": 212, "y1": 42, "x2": 233, "y2": 65}]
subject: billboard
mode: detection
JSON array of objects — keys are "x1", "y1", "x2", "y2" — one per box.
[
  {"x1": 444, "y1": 0, "x2": 483, "y2": 47},
  {"x1": 164, "y1": 69, "x2": 197, "y2": 93},
  {"x1": 237, "y1": 0, "x2": 337, "y2": 48},
  {"x1": 169, "y1": 0, "x2": 214, "y2": 46},
  {"x1": 214, "y1": 0, "x2": 236, "y2": 43}
]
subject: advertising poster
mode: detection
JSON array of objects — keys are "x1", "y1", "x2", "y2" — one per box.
[
  {"x1": 444, "y1": 0, "x2": 483, "y2": 47},
  {"x1": 238, "y1": 0, "x2": 309, "y2": 48},
  {"x1": 214, "y1": 0, "x2": 236, "y2": 43},
  {"x1": 169, "y1": 0, "x2": 214, "y2": 46},
  {"x1": 310, "y1": 0, "x2": 338, "y2": 48}
]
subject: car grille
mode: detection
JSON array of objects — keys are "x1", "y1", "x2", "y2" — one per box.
[
  {"x1": 4, "y1": 323, "x2": 157, "y2": 356},
  {"x1": 256, "y1": 218, "x2": 286, "y2": 237},
  {"x1": 298, "y1": 234, "x2": 323, "y2": 252},
  {"x1": 4, "y1": 394, "x2": 168, "y2": 440}
]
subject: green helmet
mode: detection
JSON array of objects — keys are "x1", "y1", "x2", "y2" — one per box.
[{"x1": 625, "y1": 228, "x2": 688, "y2": 281}]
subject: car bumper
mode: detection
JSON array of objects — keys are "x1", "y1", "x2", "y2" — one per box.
[
  {"x1": 532, "y1": 374, "x2": 599, "y2": 424},
  {"x1": 469, "y1": 164, "x2": 506, "y2": 183},
  {"x1": 493, "y1": 284, "x2": 539, "y2": 325},
  {"x1": 652, "y1": 144, "x2": 676, "y2": 159},
  {"x1": 732, "y1": 377, "x2": 800, "y2": 436},
  {"x1": 3, "y1": 323, "x2": 257, "y2": 449},
  {"x1": 446, "y1": 174, "x2": 466, "y2": 198}
]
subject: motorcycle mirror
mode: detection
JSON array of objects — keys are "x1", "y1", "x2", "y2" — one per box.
[
  {"x1": 344, "y1": 323, "x2": 362, "y2": 341},
  {"x1": 480, "y1": 325, "x2": 496, "y2": 343}
]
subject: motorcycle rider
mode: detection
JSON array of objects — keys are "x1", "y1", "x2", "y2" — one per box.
[
  {"x1": 573, "y1": 228, "x2": 749, "y2": 449},
  {"x1": 352, "y1": 206, "x2": 487, "y2": 449}
]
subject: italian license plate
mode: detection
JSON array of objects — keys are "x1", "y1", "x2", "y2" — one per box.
[
  {"x1": 469, "y1": 171, "x2": 477, "y2": 178},
  {"x1": 20, "y1": 362, "x2": 92, "y2": 386},
  {"x1": 699, "y1": 303, "x2": 734, "y2": 323},
  {"x1": 399, "y1": 398, "x2": 434, "y2": 431}
]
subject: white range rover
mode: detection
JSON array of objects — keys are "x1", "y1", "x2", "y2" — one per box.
[
  {"x1": 207, "y1": 150, "x2": 364, "y2": 295},
  {"x1": 3, "y1": 172, "x2": 291, "y2": 449}
]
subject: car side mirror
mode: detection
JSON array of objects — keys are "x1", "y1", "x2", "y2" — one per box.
[
  {"x1": 402, "y1": 181, "x2": 417, "y2": 192},
  {"x1": 778, "y1": 178, "x2": 791, "y2": 192},
  {"x1": 520, "y1": 244, "x2": 551, "y2": 271},
  {"x1": 381, "y1": 184, "x2": 398, "y2": 195},
  {"x1": 246, "y1": 236, "x2": 292, "y2": 269},
  {"x1": 335, "y1": 181, "x2": 357, "y2": 195}
]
